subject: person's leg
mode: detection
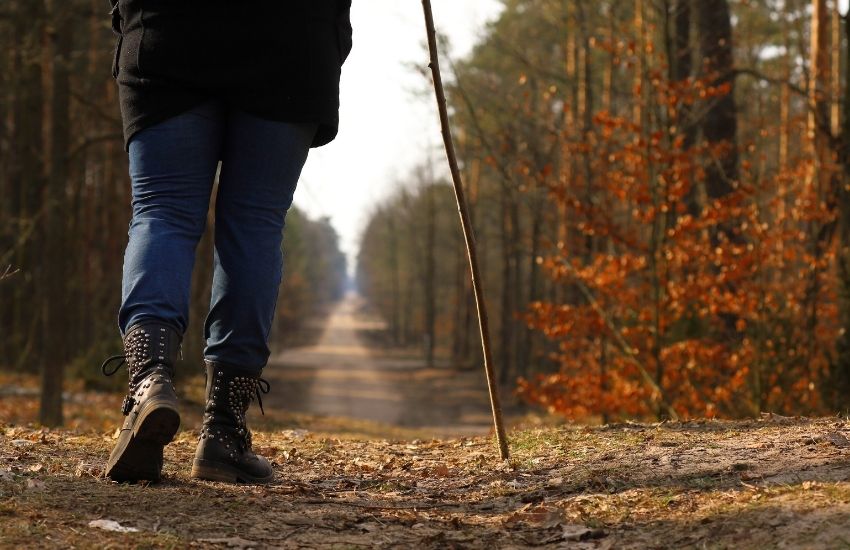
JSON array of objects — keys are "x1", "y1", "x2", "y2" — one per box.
[
  {"x1": 204, "y1": 111, "x2": 316, "y2": 369},
  {"x1": 192, "y1": 108, "x2": 316, "y2": 483},
  {"x1": 106, "y1": 99, "x2": 225, "y2": 483},
  {"x1": 119, "y1": 100, "x2": 226, "y2": 335}
]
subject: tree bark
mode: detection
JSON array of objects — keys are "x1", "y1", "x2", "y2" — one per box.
[
  {"x1": 697, "y1": 0, "x2": 739, "y2": 203},
  {"x1": 423, "y1": 183, "x2": 437, "y2": 367},
  {"x1": 40, "y1": 0, "x2": 74, "y2": 426}
]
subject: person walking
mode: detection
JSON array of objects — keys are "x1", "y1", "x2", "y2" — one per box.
[{"x1": 100, "y1": 0, "x2": 352, "y2": 484}]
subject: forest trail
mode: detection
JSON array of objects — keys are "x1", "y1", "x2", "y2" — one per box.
[
  {"x1": 264, "y1": 293, "x2": 495, "y2": 437},
  {"x1": 4, "y1": 417, "x2": 850, "y2": 548}
]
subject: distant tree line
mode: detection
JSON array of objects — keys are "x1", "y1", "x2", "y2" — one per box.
[
  {"x1": 0, "y1": 0, "x2": 347, "y2": 426},
  {"x1": 357, "y1": 174, "x2": 467, "y2": 367},
  {"x1": 357, "y1": 0, "x2": 850, "y2": 420}
]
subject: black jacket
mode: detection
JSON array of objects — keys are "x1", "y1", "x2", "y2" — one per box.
[{"x1": 110, "y1": 0, "x2": 352, "y2": 150}]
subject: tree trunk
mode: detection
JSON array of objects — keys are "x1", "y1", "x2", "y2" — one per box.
[
  {"x1": 40, "y1": 0, "x2": 74, "y2": 426},
  {"x1": 830, "y1": 0, "x2": 850, "y2": 406},
  {"x1": 498, "y1": 186, "x2": 515, "y2": 385},
  {"x1": 423, "y1": 184, "x2": 437, "y2": 367},
  {"x1": 10, "y1": 0, "x2": 46, "y2": 372},
  {"x1": 633, "y1": 0, "x2": 646, "y2": 130},
  {"x1": 830, "y1": 0, "x2": 840, "y2": 138},
  {"x1": 388, "y1": 212, "x2": 401, "y2": 345},
  {"x1": 696, "y1": 0, "x2": 739, "y2": 204},
  {"x1": 801, "y1": 0, "x2": 833, "y2": 391}
]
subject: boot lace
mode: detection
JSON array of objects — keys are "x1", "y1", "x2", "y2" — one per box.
[
  {"x1": 254, "y1": 378, "x2": 271, "y2": 415},
  {"x1": 232, "y1": 378, "x2": 271, "y2": 453},
  {"x1": 101, "y1": 354, "x2": 126, "y2": 376}
]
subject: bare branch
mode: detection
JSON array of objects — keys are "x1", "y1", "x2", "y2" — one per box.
[{"x1": 0, "y1": 264, "x2": 19, "y2": 281}]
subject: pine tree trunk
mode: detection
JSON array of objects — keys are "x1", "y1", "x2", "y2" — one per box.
[
  {"x1": 831, "y1": 0, "x2": 850, "y2": 406},
  {"x1": 423, "y1": 184, "x2": 437, "y2": 367},
  {"x1": 388, "y1": 213, "x2": 401, "y2": 345},
  {"x1": 697, "y1": 0, "x2": 738, "y2": 204},
  {"x1": 40, "y1": 0, "x2": 74, "y2": 426}
]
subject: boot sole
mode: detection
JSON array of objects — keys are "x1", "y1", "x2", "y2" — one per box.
[
  {"x1": 191, "y1": 458, "x2": 274, "y2": 484},
  {"x1": 105, "y1": 399, "x2": 180, "y2": 483}
]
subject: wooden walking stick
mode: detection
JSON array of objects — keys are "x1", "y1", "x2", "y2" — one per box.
[{"x1": 421, "y1": 0, "x2": 510, "y2": 460}]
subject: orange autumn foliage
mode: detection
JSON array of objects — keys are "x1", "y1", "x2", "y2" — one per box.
[{"x1": 516, "y1": 62, "x2": 840, "y2": 421}]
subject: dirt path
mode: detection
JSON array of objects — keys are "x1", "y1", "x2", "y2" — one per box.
[
  {"x1": 4, "y1": 417, "x2": 850, "y2": 548},
  {"x1": 264, "y1": 293, "x2": 495, "y2": 437}
]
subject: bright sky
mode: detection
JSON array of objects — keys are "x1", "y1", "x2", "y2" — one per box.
[{"x1": 295, "y1": 1, "x2": 503, "y2": 267}]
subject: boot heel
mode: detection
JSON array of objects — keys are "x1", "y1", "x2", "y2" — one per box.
[
  {"x1": 105, "y1": 403, "x2": 180, "y2": 483},
  {"x1": 134, "y1": 400, "x2": 181, "y2": 445},
  {"x1": 191, "y1": 459, "x2": 242, "y2": 483}
]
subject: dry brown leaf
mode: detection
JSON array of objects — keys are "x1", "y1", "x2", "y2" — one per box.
[
  {"x1": 25, "y1": 479, "x2": 45, "y2": 491},
  {"x1": 432, "y1": 464, "x2": 450, "y2": 477}
]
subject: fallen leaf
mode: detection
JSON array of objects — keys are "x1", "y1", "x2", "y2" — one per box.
[
  {"x1": 280, "y1": 429, "x2": 309, "y2": 439},
  {"x1": 25, "y1": 479, "x2": 45, "y2": 491},
  {"x1": 75, "y1": 462, "x2": 101, "y2": 478},
  {"x1": 504, "y1": 504, "x2": 562, "y2": 527},
  {"x1": 353, "y1": 458, "x2": 376, "y2": 472},
  {"x1": 546, "y1": 476, "x2": 564, "y2": 487},
  {"x1": 254, "y1": 446, "x2": 278, "y2": 457},
  {"x1": 88, "y1": 519, "x2": 139, "y2": 533},
  {"x1": 432, "y1": 464, "x2": 449, "y2": 477}
]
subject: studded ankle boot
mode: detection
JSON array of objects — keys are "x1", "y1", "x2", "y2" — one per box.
[
  {"x1": 191, "y1": 360, "x2": 273, "y2": 484},
  {"x1": 102, "y1": 322, "x2": 182, "y2": 482}
]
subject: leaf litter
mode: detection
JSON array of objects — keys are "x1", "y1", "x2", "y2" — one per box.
[{"x1": 2, "y1": 416, "x2": 850, "y2": 548}]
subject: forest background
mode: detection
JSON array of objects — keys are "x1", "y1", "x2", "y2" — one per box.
[
  {"x1": 3, "y1": 0, "x2": 850, "y2": 428},
  {"x1": 357, "y1": 0, "x2": 850, "y2": 423}
]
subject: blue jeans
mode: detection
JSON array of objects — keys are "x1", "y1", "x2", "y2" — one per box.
[{"x1": 119, "y1": 99, "x2": 317, "y2": 371}]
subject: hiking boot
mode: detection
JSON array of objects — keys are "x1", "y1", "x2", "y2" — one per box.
[
  {"x1": 102, "y1": 322, "x2": 182, "y2": 482},
  {"x1": 191, "y1": 360, "x2": 273, "y2": 484}
]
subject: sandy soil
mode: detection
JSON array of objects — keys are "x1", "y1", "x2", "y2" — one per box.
[
  {"x1": 2, "y1": 416, "x2": 850, "y2": 548},
  {"x1": 266, "y1": 294, "x2": 496, "y2": 437}
]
